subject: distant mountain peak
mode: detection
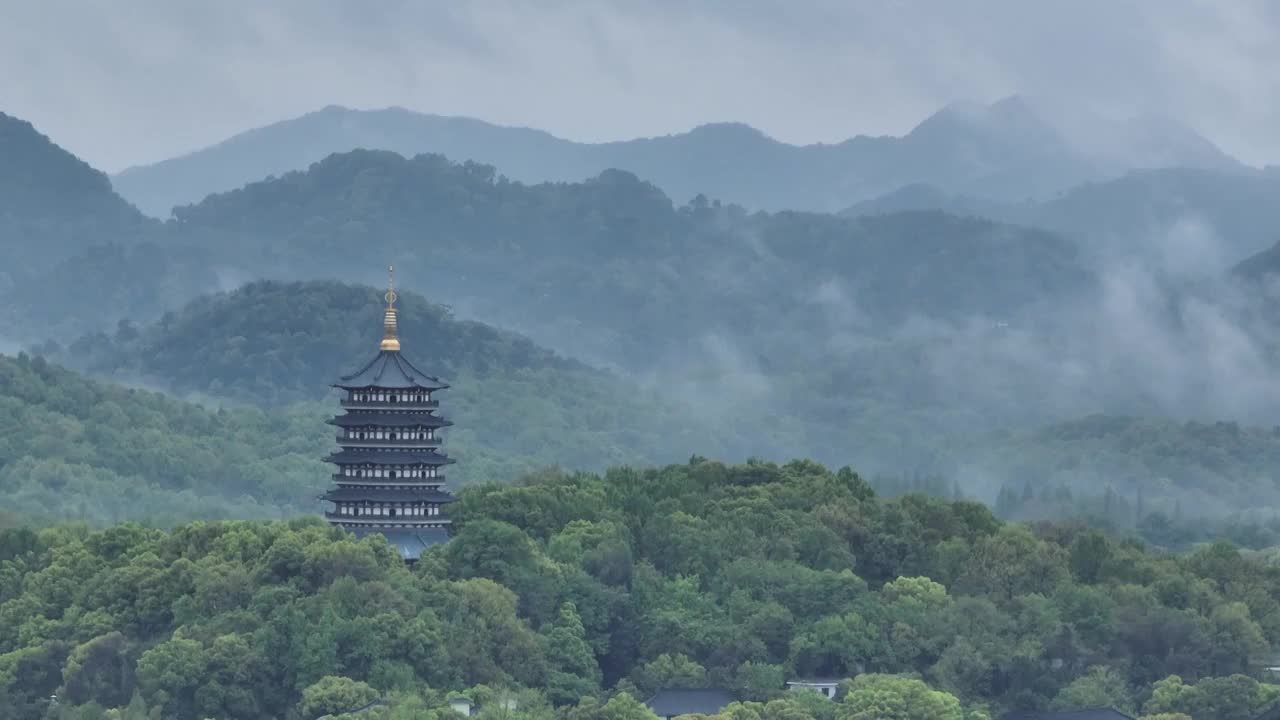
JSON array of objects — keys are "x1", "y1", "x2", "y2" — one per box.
[
  {"x1": 680, "y1": 122, "x2": 775, "y2": 144},
  {"x1": 908, "y1": 95, "x2": 1062, "y2": 145},
  {"x1": 0, "y1": 111, "x2": 143, "y2": 223}
]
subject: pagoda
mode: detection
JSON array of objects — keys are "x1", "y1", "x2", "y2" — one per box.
[{"x1": 322, "y1": 267, "x2": 456, "y2": 561}]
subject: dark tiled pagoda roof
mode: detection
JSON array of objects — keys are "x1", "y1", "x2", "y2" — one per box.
[
  {"x1": 328, "y1": 412, "x2": 452, "y2": 428},
  {"x1": 1002, "y1": 710, "x2": 1135, "y2": 720},
  {"x1": 644, "y1": 689, "x2": 736, "y2": 719},
  {"x1": 325, "y1": 449, "x2": 456, "y2": 466},
  {"x1": 322, "y1": 487, "x2": 456, "y2": 503},
  {"x1": 334, "y1": 350, "x2": 449, "y2": 391},
  {"x1": 351, "y1": 526, "x2": 451, "y2": 561}
]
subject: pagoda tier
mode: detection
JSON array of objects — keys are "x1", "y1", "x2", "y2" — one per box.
[{"x1": 321, "y1": 267, "x2": 458, "y2": 562}]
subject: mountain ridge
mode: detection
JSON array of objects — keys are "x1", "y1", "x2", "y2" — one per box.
[{"x1": 109, "y1": 98, "x2": 1241, "y2": 217}]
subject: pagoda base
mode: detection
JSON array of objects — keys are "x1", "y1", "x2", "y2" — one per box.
[{"x1": 342, "y1": 525, "x2": 451, "y2": 562}]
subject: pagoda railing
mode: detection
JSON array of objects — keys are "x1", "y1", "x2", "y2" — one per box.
[
  {"x1": 324, "y1": 513, "x2": 452, "y2": 526},
  {"x1": 340, "y1": 399, "x2": 439, "y2": 409},
  {"x1": 331, "y1": 474, "x2": 447, "y2": 485},
  {"x1": 335, "y1": 435, "x2": 443, "y2": 447}
]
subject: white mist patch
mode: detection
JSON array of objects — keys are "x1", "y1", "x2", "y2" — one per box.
[
  {"x1": 1159, "y1": 215, "x2": 1229, "y2": 277},
  {"x1": 896, "y1": 210, "x2": 1280, "y2": 442}
]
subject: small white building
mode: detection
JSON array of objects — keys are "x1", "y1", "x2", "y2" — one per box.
[
  {"x1": 448, "y1": 696, "x2": 476, "y2": 717},
  {"x1": 785, "y1": 678, "x2": 842, "y2": 699}
]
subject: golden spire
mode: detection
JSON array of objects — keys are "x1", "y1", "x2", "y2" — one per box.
[{"x1": 380, "y1": 264, "x2": 401, "y2": 352}]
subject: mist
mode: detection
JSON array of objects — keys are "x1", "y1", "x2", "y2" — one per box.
[{"x1": 4, "y1": 1, "x2": 1280, "y2": 172}]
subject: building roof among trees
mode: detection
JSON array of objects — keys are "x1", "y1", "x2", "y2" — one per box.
[
  {"x1": 1002, "y1": 710, "x2": 1135, "y2": 720},
  {"x1": 644, "y1": 689, "x2": 736, "y2": 718}
]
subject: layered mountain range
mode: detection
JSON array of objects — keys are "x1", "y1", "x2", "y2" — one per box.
[
  {"x1": 5, "y1": 101, "x2": 1280, "y2": 523},
  {"x1": 111, "y1": 96, "x2": 1241, "y2": 217}
]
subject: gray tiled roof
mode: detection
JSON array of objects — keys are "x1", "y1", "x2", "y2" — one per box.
[
  {"x1": 645, "y1": 689, "x2": 736, "y2": 718},
  {"x1": 325, "y1": 449, "x2": 455, "y2": 466},
  {"x1": 329, "y1": 412, "x2": 452, "y2": 428},
  {"x1": 1002, "y1": 710, "x2": 1135, "y2": 720},
  {"x1": 321, "y1": 487, "x2": 456, "y2": 503},
  {"x1": 351, "y1": 526, "x2": 450, "y2": 561},
  {"x1": 334, "y1": 350, "x2": 449, "y2": 390}
]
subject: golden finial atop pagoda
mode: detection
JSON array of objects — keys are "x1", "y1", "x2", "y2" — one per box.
[{"x1": 380, "y1": 264, "x2": 401, "y2": 352}]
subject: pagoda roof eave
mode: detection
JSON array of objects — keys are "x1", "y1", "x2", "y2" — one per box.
[
  {"x1": 321, "y1": 487, "x2": 457, "y2": 503},
  {"x1": 325, "y1": 449, "x2": 457, "y2": 466},
  {"x1": 333, "y1": 350, "x2": 450, "y2": 391},
  {"x1": 327, "y1": 413, "x2": 454, "y2": 428}
]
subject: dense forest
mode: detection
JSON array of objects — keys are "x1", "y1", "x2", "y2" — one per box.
[
  {"x1": 0, "y1": 352, "x2": 328, "y2": 525},
  {"x1": 3, "y1": 460, "x2": 1279, "y2": 719}
]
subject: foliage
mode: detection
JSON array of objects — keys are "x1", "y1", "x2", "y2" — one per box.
[
  {"x1": 2, "y1": 458, "x2": 1279, "y2": 719},
  {"x1": 0, "y1": 352, "x2": 328, "y2": 524}
]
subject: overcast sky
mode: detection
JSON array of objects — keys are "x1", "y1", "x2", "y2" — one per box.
[{"x1": 3, "y1": 0, "x2": 1278, "y2": 172}]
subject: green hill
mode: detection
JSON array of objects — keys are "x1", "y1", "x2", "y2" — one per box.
[
  {"x1": 164, "y1": 149, "x2": 1093, "y2": 372},
  {"x1": 0, "y1": 112, "x2": 148, "y2": 253},
  {"x1": 966, "y1": 414, "x2": 1280, "y2": 515},
  {"x1": 45, "y1": 280, "x2": 748, "y2": 491},
  {"x1": 0, "y1": 113, "x2": 212, "y2": 341},
  {"x1": 0, "y1": 352, "x2": 327, "y2": 525},
  {"x1": 846, "y1": 167, "x2": 1280, "y2": 270}
]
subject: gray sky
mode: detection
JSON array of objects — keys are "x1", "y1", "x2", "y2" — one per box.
[{"x1": 3, "y1": 0, "x2": 1278, "y2": 172}]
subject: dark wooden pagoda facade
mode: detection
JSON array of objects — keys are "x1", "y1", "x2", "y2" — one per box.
[{"x1": 322, "y1": 268, "x2": 456, "y2": 561}]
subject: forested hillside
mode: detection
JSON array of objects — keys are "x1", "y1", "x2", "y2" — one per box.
[
  {"x1": 60, "y1": 280, "x2": 586, "y2": 405},
  {"x1": 846, "y1": 167, "x2": 1280, "y2": 268},
  {"x1": 0, "y1": 353, "x2": 326, "y2": 525},
  {"x1": 42, "y1": 280, "x2": 1280, "y2": 522},
  {"x1": 3, "y1": 460, "x2": 1278, "y2": 719},
  {"x1": 165, "y1": 149, "x2": 1092, "y2": 371},
  {"x1": 970, "y1": 415, "x2": 1280, "y2": 533},
  {"x1": 0, "y1": 346, "x2": 741, "y2": 525},
  {"x1": 0, "y1": 112, "x2": 150, "y2": 268},
  {"x1": 0, "y1": 113, "x2": 213, "y2": 340},
  {"x1": 44, "y1": 278, "x2": 748, "y2": 472}
]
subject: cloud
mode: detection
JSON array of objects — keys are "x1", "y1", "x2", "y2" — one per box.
[{"x1": 2, "y1": 1, "x2": 1278, "y2": 171}]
